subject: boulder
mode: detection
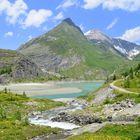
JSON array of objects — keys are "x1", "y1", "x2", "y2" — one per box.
[{"x1": 51, "y1": 112, "x2": 102, "y2": 125}]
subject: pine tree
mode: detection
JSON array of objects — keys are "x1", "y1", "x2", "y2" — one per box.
[{"x1": 129, "y1": 68, "x2": 133, "y2": 79}]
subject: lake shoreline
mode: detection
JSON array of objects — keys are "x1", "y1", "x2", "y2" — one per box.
[{"x1": 0, "y1": 81, "x2": 104, "y2": 99}]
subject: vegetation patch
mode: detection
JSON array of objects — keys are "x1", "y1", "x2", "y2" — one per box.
[
  {"x1": 103, "y1": 90, "x2": 140, "y2": 104},
  {"x1": 69, "y1": 124, "x2": 140, "y2": 140},
  {"x1": 0, "y1": 90, "x2": 65, "y2": 140},
  {"x1": 114, "y1": 63, "x2": 140, "y2": 93}
]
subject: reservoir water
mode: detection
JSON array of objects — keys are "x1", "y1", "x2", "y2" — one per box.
[
  {"x1": 32, "y1": 81, "x2": 104, "y2": 99},
  {"x1": 0, "y1": 81, "x2": 104, "y2": 99}
]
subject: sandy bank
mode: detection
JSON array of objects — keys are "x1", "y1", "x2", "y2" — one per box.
[{"x1": 0, "y1": 83, "x2": 82, "y2": 97}]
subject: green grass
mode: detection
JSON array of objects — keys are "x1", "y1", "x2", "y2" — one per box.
[
  {"x1": 0, "y1": 49, "x2": 19, "y2": 63},
  {"x1": 0, "y1": 120, "x2": 60, "y2": 140},
  {"x1": 115, "y1": 79, "x2": 140, "y2": 93},
  {"x1": 69, "y1": 124, "x2": 140, "y2": 140},
  {"x1": 0, "y1": 91, "x2": 65, "y2": 140},
  {"x1": 103, "y1": 90, "x2": 140, "y2": 104}
]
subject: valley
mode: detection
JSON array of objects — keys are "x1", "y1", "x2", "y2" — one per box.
[{"x1": 0, "y1": 17, "x2": 140, "y2": 140}]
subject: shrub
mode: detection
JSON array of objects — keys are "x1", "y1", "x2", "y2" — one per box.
[{"x1": 14, "y1": 111, "x2": 22, "y2": 121}]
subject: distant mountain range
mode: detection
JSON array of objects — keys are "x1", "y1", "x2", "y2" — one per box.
[
  {"x1": 0, "y1": 18, "x2": 139, "y2": 82},
  {"x1": 85, "y1": 29, "x2": 140, "y2": 60}
]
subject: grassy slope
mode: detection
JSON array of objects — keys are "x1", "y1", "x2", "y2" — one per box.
[
  {"x1": 18, "y1": 19, "x2": 129, "y2": 79},
  {"x1": 0, "y1": 91, "x2": 64, "y2": 140},
  {"x1": 115, "y1": 79, "x2": 140, "y2": 93},
  {"x1": 113, "y1": 62, "x2": 140, "y2": 93},
  {"x1": 0, "y1": 49, "x2": 20, "y2": 70},
  {"x1": 69, "y1": 124, "x2": 140, "y2": 140},
  {"x1": 134, "y1": 53, "x2": 140, "y2": 61}
]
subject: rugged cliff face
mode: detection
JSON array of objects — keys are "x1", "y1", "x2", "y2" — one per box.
[
  {"x1": 0, "y1": 49, "x2": 43, "y2": 83},
  {"x1": 12, "y1": 57, "x2": 43, "y2": 80}
]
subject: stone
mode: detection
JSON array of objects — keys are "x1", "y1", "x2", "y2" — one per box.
[{"x1": 51, "y1": 112, "x2": 102, "y2": 125}]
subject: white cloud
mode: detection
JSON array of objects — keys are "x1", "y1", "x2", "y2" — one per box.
[
  {"x1": 106, "y1": 18, "x2": 118, "y2": 30},
  {"x1": 28, "y1": 35, "x2": 33, "y2": 40},
  {"x1": 56, "y1": 0, "x2": 79, "y2": 10},
  {"x1": 22, "y1": 9, "x2": 52, "y2": 28},
  {"x1": 83, "y1": 0, "x2": 102, "y2": 9},
  {"x1": 0, "y1": 0, "x2": 52, "y2": 28},
  {"x1": 120, "y1": 26, "x2": 140, "y2": 42},
  {"x1": 4, "y1": 31, "x2": 13, "y2": 37},
  {"x1": 83, "y1": 0, "x2": 140, "y2": 11},
  {"x1": 0, "y1": 0, "x2": 28, "y2": 24},
  {"x1": 54, "y1": 12, "x2": 64, "y2": 20}
]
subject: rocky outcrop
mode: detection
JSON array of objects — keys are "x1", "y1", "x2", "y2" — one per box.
[
  {"x1": 0, "y1": 49, "x2": 43, "y2": 83},
  {"x1": 92, "y1": 87, "x2": 115, "y2": 104},
  {"x1": 12, "y1": 57, "x2": 43, "y2": 80},
  {"x1": 104, "y1": 99, "x2": 139, "y2": 122},
  {"x1": 112, "y1": 99, "x2": 135, "y2": 111},
  {"x1": 51, "y1": 112, "x2": 102, "y2": 125}
]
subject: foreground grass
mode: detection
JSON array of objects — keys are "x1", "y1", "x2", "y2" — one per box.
[
  {"x1": 0, "y1": 121, "x2": 60, "y2": 140},
  {"x1": 0, "y1": 91, "x2": 65, "y2": 140},
  {"x1": 69, "y1": 124, "x2": 140, "y2": 140}
]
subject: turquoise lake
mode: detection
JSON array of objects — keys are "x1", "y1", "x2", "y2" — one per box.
[{"x1": 32, "y1": 81, "x2": 104, "y2": 99}]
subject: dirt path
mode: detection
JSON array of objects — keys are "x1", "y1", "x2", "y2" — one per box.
[{"x1": 110, "y1": 80, "x2": 139, "y2": 95}]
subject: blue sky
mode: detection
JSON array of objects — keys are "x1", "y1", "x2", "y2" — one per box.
[{"x1": 0, "y1": 0, "x2": 140, "y2": 50}]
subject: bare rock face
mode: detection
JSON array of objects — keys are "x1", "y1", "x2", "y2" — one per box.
[
  {"x1": 12, "y1": 57, "x2": 43, "y2": 80},
  {"x1": 0, "y1": 49, "x2": 44, "y2": 83},
  {"x1": 51, "y1": 112, "x2": 102, "y2": 125}
]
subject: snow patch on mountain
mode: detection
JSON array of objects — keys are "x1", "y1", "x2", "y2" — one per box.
[
  {"x1": 128, "y1": 49, "x2": 140, "y2": 58},
  {"x1": 114, "y1": 45, "x2": 140, "y2": 60},
  {"x1": 85, "y1": 29, "x2": 140, "y2": 60},
  {"x1": 114, "y1": 45, "x2": 127, "y2": 55}
]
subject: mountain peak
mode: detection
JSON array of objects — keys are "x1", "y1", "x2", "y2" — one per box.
[
  {"x1": 62, "y1": 18, "x2": 75, "y2": 26},
  {"x1": 61, "y1": 18, "x2": 84, "y2": 35},
  {"x1": 85, "y1": 29, "x2": 111, "y2": 42}
]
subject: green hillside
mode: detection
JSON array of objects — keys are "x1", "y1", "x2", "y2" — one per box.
[
  {"x1": 134, "y1": 53, "x2": 140, "y2": 61},
  {"x1": 18, "y1": 18, "x2": 129, "y2": 80},
  {"x1": 114, "y1": 63, "x2": 140, "y2": 93}
]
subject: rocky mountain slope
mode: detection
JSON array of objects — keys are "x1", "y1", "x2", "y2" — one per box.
[
  {"x1": 0, "y1": 49, "x2": 43, "y2": 83},
  {"x1": 85, "y1": 29, "x2": 140, "y2": 60},
  {"x1": 18, "y1": 18, "x2": 128, "y2": 80}
]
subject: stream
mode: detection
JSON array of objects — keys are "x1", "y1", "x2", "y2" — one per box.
[{"x1": 29, "y1": 100, "x2": 86, "y2": 130}]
